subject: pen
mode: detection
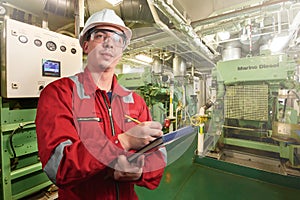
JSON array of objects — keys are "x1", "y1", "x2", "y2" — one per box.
[{"x1": 124, "y1": 114, "x2": 141, "y2": 124}]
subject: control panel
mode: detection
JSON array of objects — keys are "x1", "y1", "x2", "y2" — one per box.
[{"x1": 1, "y1": 18, "x2": 82, "y2": 98}]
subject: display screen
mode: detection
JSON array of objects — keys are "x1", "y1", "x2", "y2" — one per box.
[{"x1": 42, "y1": 59, "x2": 61, "y2": 77}]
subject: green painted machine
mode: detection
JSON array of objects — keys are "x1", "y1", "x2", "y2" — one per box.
[
  {"x1": 0, "y1": 98, "x2": 51, "y2": 199},
  {"x1": 202, "y1": 53, "x2": 300, "y2": 177},
  {"x1": 118, "y1": 67, "x2": 199, "y2": 132}
]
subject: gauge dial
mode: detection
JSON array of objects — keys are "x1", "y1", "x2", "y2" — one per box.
[
  {"x1": 0, "y1": 5, "x2": 6, "y2": 15},
  {"x1": 46, "y1": 41, "x2": 57, "y2": 51}
]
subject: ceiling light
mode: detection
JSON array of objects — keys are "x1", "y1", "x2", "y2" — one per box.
[
  {"x1": 135, "y1": 54, "x2": 153, "y2": 63},
  {"x1": 105, "y1": 0, "x2": 123, "y2": 6},
  {"x1": 217, "y1": 31, "x2": 230, "y2": 41}
]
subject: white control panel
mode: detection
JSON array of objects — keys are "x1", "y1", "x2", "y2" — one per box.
[{"x1": 2, "y1": 18, "x2": 82, "y2": 98}]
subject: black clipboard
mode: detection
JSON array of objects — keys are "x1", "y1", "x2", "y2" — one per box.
[{"x1": 127, "y1": 126, "x2": 196, "y2": 162}]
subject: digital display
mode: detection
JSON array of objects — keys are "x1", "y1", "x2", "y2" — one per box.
[{"x1": 42, "y1": 59, "x2": 61, "y2": 77}]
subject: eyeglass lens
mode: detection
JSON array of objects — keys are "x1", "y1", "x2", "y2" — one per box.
[{"x1": 91, "y1": 29, "x2": 126, "y2": 47}]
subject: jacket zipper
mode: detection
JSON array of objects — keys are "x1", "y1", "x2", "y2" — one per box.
[
  {"x1": 101, "y1": 92, "x2": 116, "y2": 136},
  {"x1": 100, "y1": 92, "x2": 119, "y2": 200}
]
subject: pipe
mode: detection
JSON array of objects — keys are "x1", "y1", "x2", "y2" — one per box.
[
  {"x1": 153, "y1": 0, "x2": 216, "y2": 60},
  {"x1": 182, "y1": 84, "x2": 186, "y2": 122},
  {"x1": 146, "y1": 0, "x2": 182, "y2": 43},
  {"x1": 192, "y1": 0, "x2": 289, "y2": 28},
  {"x1": 166, "y1": 0, "x2": 188, "y2": 23},
  {"x1": 163, "y1": 71, "x2": 175, "y2": 131},
  {"x1": 146, "y1": 0, "x2": 215, "y2": 65},
  {"x1": 175, "y1": 103, "x2": 182, "y2": 129}
]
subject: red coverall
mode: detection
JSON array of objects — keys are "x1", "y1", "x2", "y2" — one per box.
[{"x1": 35, "y1": 67, "x2": 166, "y2": 200}]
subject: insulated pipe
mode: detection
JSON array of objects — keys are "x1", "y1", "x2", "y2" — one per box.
[
  {"x1": 192, "y1": 0, "x2": 289, "y2": 28},
  {"x1": 156, "y1": 0, "x2": 215, "y2": 57},
  {"x1": 146, "y1": 0, "x2": 216, "y2": 64},
  {"x1": 146, "y1": 0, "x2": 182, "y2": 43},
  {"x1": 154, "y1": 0, "x2": 216, "y2": 59},
  {"x1": 74, "y1": 0, "x2": 84, "y2": 38}
]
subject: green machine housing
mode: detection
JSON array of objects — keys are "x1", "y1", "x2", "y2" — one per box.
[
  {"x1": 207, "y1": 53, "x2": 300, "y2": 175},
  {"x1": 118, "y1": 68, "x2": 199, "y2": 130},
  {"x1": 0, "y1": 98, "x2": 51, "y2": 199}
]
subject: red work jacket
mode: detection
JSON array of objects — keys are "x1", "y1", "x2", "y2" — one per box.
[{"x1": 35, "y1": 67, "x2": 166, "y2": 200}]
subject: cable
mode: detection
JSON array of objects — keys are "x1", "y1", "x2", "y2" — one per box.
[{"x1": 9, "y1": 122, "x2": 35, "y2": 168}]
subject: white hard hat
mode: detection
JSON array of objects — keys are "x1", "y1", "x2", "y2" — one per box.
[{"x1": 79, "y1": 9, "x2": 132, "y2": 48}]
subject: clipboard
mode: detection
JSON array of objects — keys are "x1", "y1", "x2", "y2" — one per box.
[{"x1": 127, "y1": 126, "x2": 196, "y2": 162}]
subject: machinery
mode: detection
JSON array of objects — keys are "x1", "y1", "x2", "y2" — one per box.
[
  {"x1": 118, "y1": 59, "x2": 203, "y2": 165},
  {"x1": 118, "y1": 56, "x2": 201, "y2": 133},
  {"x1": 0, "y1": 18, "x2": 82, "y2": 199},
  {"x1": 199, "y1": 52, "x2": 300, "y2": 177}
]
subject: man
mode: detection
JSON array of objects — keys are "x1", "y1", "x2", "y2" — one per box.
[{"x1": 35, "y1": 9, "x2": 166, "y2": 200}]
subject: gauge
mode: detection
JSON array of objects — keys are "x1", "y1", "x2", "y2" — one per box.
[
  {"x1": 71, "y1": 48, "x2": 77, "y2": 54},
  {"x1": 18, "y1": 35, "x2": 28, "y2": 43},
  {"x1": 34, "y1": 39, "x2": 42, "y2": 47},
  {"x1": 0, "y1": 5, "x2": 6, "y2": 15},
  {"x1": 46, "y1": 41, "x2": 57, "y2": 51},
  {"x1": 60, "y1": 45, "x2": 66, "y2": 52}
]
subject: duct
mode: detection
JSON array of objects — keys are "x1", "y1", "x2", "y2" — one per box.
[
  {"x1": 44, "y1": 0, "x2": 74, "y2": 18},
  {"x1": 119, "y1": 0, "x2": 216, "y2": 72},
  {"x1": 166, "y1": 0, "x2": 188, "y2": 24},
  {"x1": 120, "y1": 0, "x2": 156, "y2": 24},
  {"x1": 146, "y1": 0, "x2": 185, "y2": 45}
]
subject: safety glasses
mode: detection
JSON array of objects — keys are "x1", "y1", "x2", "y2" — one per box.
[{"x1": 90, "y1": 29, "x2": 126, "y2": 48}]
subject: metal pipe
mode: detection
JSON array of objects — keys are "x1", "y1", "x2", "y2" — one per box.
[
  {"x1": 74, "y1": 0, "x2": 84, "y2": 38},
  {"x1": 153, "y1": 0, "x2": 216, "y2": 60},
  {"x1": 192, "y1": 0, "x2": 289, "y2": 28},
  {"x1": 146, "y1": 0, "x2": 215, "y2": 66},
  {"x1": 146, "y1": 0, "x2": 182, "y2": 43}
]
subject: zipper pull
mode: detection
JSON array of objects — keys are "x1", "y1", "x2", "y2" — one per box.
[{"x1": 108, "y1": 108, "x2": 112, "y2": 117}]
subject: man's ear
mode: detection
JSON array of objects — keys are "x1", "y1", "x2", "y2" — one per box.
[{"x1": 82, "y1": 41, "x2": 89, "y2": 54}]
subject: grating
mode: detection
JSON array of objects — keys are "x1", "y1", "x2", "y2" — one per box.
[{"x1": 225, "y1": 84, "x2": 269, "y2": 121}]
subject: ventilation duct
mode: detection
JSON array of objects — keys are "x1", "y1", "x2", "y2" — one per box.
[
  {"x1": 120, "y1": 0, "x2": 170, "y2": 26},
  {"x1": 44, "y1": 0, "x2": 74, "y2": 18},
  {"x1": 119, "y1": 0, "x2": 215, "y2": 72}
]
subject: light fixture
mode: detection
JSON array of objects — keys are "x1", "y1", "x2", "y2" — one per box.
[
  {"x1": 105, "y1": 0, "x2": 123, "y2": 6},
  {"x1": 217, "y1": 31, "x2": 230, "y2": 41},
  {"x1": 135, "y1": 54, "x2": 153, "y2": 63}
]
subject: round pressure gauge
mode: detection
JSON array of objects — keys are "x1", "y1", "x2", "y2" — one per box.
[
  {"x1": 34, "y1": 39, "x2": 42, "y2": 47},
  {"x1": 0, "y1": 5, "x2": 6, "y2": 15},
  {"x1": 46, "y1": 41, "x2": 57, "y2": 51},
  {"x1": 60, "y1": 45, "x2": 66, "y2": 52},
  {"x1": 71, "y1": 48, "x2": 77, "y2": 54},
  {"x1": 18, "y1": 35, "x2": 28, "y2": 43}
]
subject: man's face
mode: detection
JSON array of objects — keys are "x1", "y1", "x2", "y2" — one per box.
[{"x1": 83, "y1": 25, "x2": 125, "y2": 72}]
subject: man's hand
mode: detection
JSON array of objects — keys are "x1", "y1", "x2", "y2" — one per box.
[
  {"x1": 118, "y1": 121, "x2": 163, "y2": 151},
  {"x1": 114, "y1": 155, "x2": 144, "y2": 181}
]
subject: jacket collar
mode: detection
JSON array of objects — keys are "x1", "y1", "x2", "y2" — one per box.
[{"x1": 80, "y1": 67, "x2": 131, "y2": 97}]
